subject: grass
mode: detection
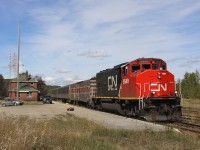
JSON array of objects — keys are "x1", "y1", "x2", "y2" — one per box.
[
  {"x1": 0, "y1": 99, "x2": 43, "y2": 105},
  {"x1": 182, "y1": 99, "x2": 200, "y2": 109},
  {"x1": 182, "y1": 99, "x2": 200, "y2": 124},
  {"x1": 0, "y1": 114, "x2": 199, "y2": 150}
]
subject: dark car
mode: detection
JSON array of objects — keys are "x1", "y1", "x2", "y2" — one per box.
[
  {"x1": 42, "y1": 96, "x2": 52, "y2": 104},
  {"x1": 2, "y1": 98, "x2": 23, "y2": 107}
]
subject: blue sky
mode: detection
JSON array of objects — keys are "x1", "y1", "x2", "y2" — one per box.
[{"x1": 0, "y1": 0, "x2": 200, "y2": 86}]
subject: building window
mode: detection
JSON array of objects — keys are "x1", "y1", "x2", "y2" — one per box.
[{"x1": 27, "y1": 92, "x2": 32, "y2": 98}]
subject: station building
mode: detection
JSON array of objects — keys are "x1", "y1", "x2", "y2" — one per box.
[{"x1": 8, "y1": 71, "x2": 39, "y2": 101}]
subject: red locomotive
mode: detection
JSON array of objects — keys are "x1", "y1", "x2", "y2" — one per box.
[{"x1": 49, "y1": 58, "x2": 181, "y2": 121}]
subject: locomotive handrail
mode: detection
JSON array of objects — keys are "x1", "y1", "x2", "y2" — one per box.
[{"x1": 135, "y1": 83, "x2": 142, "y2": 98}]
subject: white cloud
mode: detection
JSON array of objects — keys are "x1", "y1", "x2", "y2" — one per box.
[
  {"x1": 43, "y1": 76, "x2": 54, "y2": 81},
  {"x1": 56, "y1": 69, "x2": 71, "y2": 74},
  {"x1": 0, "y1": 0, "x2": 199, "y2": 84},
  {"x1": 172, "y1": 1, "x2": 200, "y2": 20},
  {"x1": 44, "y1": 75, "x2": 83, "y2": 86},
  {"x1": 77, "y1": 50, "x2": 110, "y2": 58}
]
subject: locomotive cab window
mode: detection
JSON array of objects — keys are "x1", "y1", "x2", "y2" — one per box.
[
  {"x1": 152, "y1": 64, "x2": 158, "y2": 70},
  {"x1": 123, "y1": 66, "x2": 128, "y2": 75},
  {"x1": 132, "y1": 64, "x2": 140, "y2": 72},
  {"x1": 160, "y1": 65, "x2": 166, "y2": 70},
  {"x1": 142, "y1": 64, "x2": 150, "y2": 70}
]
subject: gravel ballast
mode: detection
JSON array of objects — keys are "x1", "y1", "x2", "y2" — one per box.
[{"x1": 0, "y1": 101, "x2": 167, "y2": 131}]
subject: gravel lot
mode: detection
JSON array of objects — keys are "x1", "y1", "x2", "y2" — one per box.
[{"x1": 0, "y1": 101, "x2": 167, "y2": 131}]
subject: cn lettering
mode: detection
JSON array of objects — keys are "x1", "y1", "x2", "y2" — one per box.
[
  {"x1": 150, "y1": 83, "x2": 167, "y2": 92},
  {"x1": 108, "y1": 75, "x2": 117, "y2": 91}
]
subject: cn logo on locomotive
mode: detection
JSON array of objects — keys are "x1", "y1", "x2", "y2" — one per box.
[
  {"x1": 108, "y1": 75, "x2": 117, "y2": 91},
  {"x1": 150, "y1": 83, "x2": 167, "y2": 92}
]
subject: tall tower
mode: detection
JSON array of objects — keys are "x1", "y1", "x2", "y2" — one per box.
[{"x1": 8, "y1": 51, "x2": 17, "y2": 79}]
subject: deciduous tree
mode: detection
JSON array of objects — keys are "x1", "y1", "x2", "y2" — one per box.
[{"x1": 181, "y1": 71, "x2": 200, "y2": 99}]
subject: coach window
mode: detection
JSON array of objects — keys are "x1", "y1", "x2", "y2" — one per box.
[
  {"x1": 152, "y1": 64, "x2": 158, "y2": 70},
  {"x1": 132, "y1": 64, "x2": 140, "y2": 72}
]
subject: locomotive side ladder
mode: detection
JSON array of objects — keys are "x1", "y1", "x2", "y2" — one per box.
[
  {"x1": 136, "y1": 82, "x2": 144, "y2": 111},
  {"x1": 138, "y1": 96, "x2": 144, "y2": 111}
]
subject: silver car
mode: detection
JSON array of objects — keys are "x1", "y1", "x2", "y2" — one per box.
[{"x1": 2, "y1": 98, "x2": 23, "y2": 107}]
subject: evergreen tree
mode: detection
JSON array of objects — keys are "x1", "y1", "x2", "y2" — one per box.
[
  {"x1": 36, "y1": 76, "x2": 48, "y2": 96},
  {"x1": 0, "y1": 74, "x2": 7, "y2": 98}
]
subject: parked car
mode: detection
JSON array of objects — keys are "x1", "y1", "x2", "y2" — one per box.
[
  {"x1": 42, "y1": 96, "x2": 52, "y2": 104},
  {"x1": 2, "y1": 98, "x2": 24, "y2": 107}
]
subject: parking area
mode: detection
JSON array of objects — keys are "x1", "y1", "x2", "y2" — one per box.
[{"x1": 0, "y1": 101, "x2": 66, "y2": 119}]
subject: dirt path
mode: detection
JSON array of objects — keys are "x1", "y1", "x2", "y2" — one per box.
[{"x1": 0, "y1": 101, "x2": 167, "y2": 131}]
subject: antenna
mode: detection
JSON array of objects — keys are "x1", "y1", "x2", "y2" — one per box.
[
  {"x1": 12, "y1": 53, "x2": 17, "y2": 77},
  {"x1": 8, "y1": 50, "x2": 12, "y2": 92},
  {"x1": 8, "y1": 52, "x2": 18, "y2": 78}
]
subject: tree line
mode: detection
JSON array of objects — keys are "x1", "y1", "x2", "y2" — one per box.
[{"x1": 176, "y1": 70, "x2": 200, "y2": 99}]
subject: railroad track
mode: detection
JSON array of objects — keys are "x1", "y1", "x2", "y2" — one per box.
[
  {"x1": 182, "y1": 108, "x2": 200, "y2": 115},
  {"x1": 172, "y1": 122, "x2": 200, "y2": 133},
  {"x1": 180, "y1": 107, "x2": 200, "y2": 132},
  {"x1": 181, "y1": 115, "x2": 200, "y2": 123}
]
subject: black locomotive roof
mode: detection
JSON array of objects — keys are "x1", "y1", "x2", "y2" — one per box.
[
  {"x1": 98, "y1": 62, "x2": 128, "y2": 74},
  {"x1": 113, "y1": 62, "x2": 128, "y2": 69}
]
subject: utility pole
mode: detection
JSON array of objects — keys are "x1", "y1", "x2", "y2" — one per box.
[{"x1": 16, "y1": 22, "x2": 20, "y2": 100}]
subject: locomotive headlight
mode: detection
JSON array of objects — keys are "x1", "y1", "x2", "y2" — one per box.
[
  {"x1": 152, "y1": 91, "x2": 156, "y2": 95},
  {"x1": 175, "y1": 91, "x2": 178, "y2": 94}
]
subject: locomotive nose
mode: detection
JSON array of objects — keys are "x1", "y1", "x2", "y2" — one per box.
[{"x1": 139, "y1": 70, "x2": 174, "y2": 97}]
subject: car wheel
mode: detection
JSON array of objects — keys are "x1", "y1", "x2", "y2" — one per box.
[
  {"x1": 2, "y1": 104, "x2": 6, "y2": 107},
  {"x1": 15, "y1": 103, "x2": 17, "y2": 106}
]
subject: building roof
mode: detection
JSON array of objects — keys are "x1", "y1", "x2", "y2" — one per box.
[
  {"x1": 12, "y1": 74, "x2": 38, "y2": 83},
  {"x1": 9, "y1": 83, "x2": 39, "y2": 93}
]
